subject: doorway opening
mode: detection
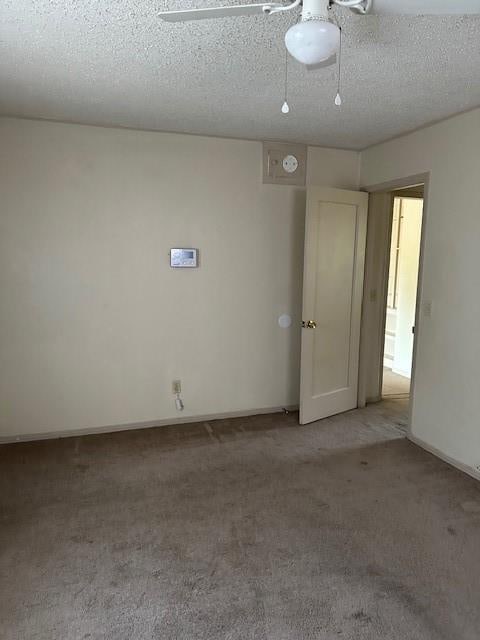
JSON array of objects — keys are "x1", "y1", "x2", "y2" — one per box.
[
  {"x1": 382, "y1": 188, "x2": 424, "y2": 399},
  {"x1": 358, "y1": 174, "x2": 428, "y2": 423}
]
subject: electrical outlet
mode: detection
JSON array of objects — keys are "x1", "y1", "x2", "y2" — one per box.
[{"x1": 172, "y1": 380, "x2": 182, "y2": 395}]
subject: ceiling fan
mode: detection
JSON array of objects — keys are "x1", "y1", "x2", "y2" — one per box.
[{"x1": 159, "y1": 0, "x2": 480, "y2": 67}]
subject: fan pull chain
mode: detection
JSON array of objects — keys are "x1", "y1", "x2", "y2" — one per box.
[
  {"x1": 281, "y1": 48, "x2": 290, "y2": 114},
  {"x1": 335, "y1": 27, "x2": 343, "y2": 106}
]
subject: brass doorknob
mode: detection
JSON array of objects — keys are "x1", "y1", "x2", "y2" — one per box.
[{"x1": 302, "y1": 320, "x2": 317, "y2": 329}]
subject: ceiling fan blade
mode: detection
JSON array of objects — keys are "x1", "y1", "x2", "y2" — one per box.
[
  {"x1": 159, "y1": 3, "x2": 284, "y2": 21},
  {"x1": 367, "y1": 0, "x2": 480, "y2": 14}
]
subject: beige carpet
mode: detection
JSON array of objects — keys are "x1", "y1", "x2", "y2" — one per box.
[
  {"x1": 382, "y1": 367, "x2": 410, "y2": 397},
  {"x1": 1, "y1": 400, "x2": 480, "y2": 639}
]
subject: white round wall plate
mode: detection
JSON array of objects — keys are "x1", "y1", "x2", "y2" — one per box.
[
  {"x1": 278, "y1": 314, "x2": 292, "y2": 329},
  {"x1": 282, "y1": 154, "x2": 298, "y2": 174}
]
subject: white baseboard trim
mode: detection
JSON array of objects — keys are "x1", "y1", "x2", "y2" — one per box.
[
  {"x1": 408, "y1": 433, "x2": 480, "y2": 483},
  {"x1": 0, "y1": 405, "x2": 299, "y2": 444}
]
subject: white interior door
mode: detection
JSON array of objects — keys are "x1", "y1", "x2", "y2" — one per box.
[{"x1": 300, "y1": 187, "x2": 368, "y2": 424}]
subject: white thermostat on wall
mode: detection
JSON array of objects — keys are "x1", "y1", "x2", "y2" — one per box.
[{"x1": 170, "y1": 248, "x2": 199, "y2": 268}]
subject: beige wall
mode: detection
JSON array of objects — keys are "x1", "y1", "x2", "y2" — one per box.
[
  {"x1": 0, "y1": 117, "x2": 359, "y2": 439},
  {"x1": 361, "y1": 108, "x2": 480, "y2": 475},
  {"x1": 392, "y1": 197, "x2": 423, "y2": 378}
]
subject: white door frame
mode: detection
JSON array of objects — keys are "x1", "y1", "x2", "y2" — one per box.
[
  {"x1": 357, "y1": 191, "x2": 394, "y2": 407},
  {"x1": 358, "y1": 172, "x2": 430, "y2": 437}
]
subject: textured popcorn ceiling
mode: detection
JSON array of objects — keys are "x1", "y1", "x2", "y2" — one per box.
[{"x1": 1, "y1": 1, "x2": 479, "y2": 149}]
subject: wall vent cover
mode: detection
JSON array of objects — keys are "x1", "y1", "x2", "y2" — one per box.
[{"x1": 262, "y1": 142, "x2": 307, "y2": 186}]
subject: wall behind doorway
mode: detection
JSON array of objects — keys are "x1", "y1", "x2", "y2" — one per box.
[
  {"x1": 384, "y1": 197, "x2": 423, "y2": 378},
  {"x1": 0, "y1": 117, "x2": 360, "y2": 440}
]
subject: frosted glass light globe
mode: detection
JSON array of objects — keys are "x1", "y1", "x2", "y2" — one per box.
[{"x1": 285, "y1": 20, "x2": 340, "y2": 66}]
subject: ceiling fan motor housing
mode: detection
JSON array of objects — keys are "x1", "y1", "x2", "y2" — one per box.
[{"x1": 301, "y1": 0, "x2": 331, "y2": 21}]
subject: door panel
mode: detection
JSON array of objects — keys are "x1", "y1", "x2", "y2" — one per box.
[{"x1": 300, "y1": 187, "x2": 368, "y2": 425}]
